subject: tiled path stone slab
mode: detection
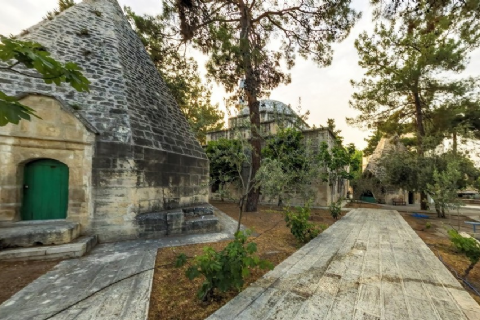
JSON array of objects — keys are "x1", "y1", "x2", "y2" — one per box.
[
  {"x1": 208, "y1": 209, "x2": 480, "y2": 320},
  {"x1": 0, "y1": 207, "x2": 238, "y2": 320}
]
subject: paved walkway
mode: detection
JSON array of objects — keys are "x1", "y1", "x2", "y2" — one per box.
[
  {"x1": 208, "y1": 209, "x2": 480, "y2": 320},
  {"x1": 0, "y1": 207, "x2": 239, "y2": 320}
]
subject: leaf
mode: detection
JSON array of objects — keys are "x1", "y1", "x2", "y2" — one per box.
[
  {"x1": 185, "y1": 266, "x2": 200, "y2": 280},
  {"x1": 175, "y1": 253, "x2": 188, "y2": 267},
  {"x1": 0, "y1": 91, "x2": 40, "y2": 126}
]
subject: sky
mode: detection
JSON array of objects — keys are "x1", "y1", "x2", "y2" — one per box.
[{"x1": 1, "y1": 0, "x2": 479, "y2": 150}]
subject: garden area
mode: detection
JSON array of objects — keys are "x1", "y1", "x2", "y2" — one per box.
[{"x1": 147, "y1": 201, "x2": 339, "y2": 320}]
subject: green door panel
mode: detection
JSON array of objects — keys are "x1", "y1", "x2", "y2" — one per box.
[{"x1": 22, "y1": 159, "x2": 69, "y2": 220}]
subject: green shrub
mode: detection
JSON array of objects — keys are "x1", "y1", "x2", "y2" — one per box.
[
  {"x1": 175, "y1": 230, "x2": 273, "y2": 301},
  {"x1": 425, "y1": 222, "x2": 432, "y2": 229},
  {"x1": 448, "y1": 229, "x2": 480, "y2": 277},
  {"x1": 284, "y1": 205, "x2": 321, "y2": 243},
  {"x1": 329, "y1": 198, "x2": 343, "y2": 220}
]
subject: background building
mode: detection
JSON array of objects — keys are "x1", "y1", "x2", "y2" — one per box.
[{"x1": 206, "y1": 99, "x2": 346, "y2": 206}]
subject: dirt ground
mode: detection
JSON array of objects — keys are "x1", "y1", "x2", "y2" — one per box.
[
  {"x1": 0, "y1": 259, "x2": 60, "y2": 304},
  {"x1": 148, "y1": 201, "x2": 337, "y2": 320}
]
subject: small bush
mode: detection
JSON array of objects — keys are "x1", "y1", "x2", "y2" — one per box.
[
  {"x1": 175, "y1": 230, "x2": 273, "y2": 301},
  {"x1": 425, "y1": 222, "x2": 431, "y2": 229},
  {"x1": 448, "y1": 229, "x2": 480, "y2": 277},
  {"x1": 284, "y1": 205, "x2": 321, "y2": 243},
  {"x1": 329, "y1": 198, "x2": 343, "y2": 220}
]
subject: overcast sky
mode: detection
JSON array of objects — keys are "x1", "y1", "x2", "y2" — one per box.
[{"x1": 1, "y1": 0, "x2": 479, "y2": 150}]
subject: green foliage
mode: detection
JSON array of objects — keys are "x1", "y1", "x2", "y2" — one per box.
[
  {"x1": 425, "y1": 222, "x2": 432, "y2": 229},
  {"x1": 125, "y1": 8, "x2": 224, "y2": 144},
  {"x1": 160, "y1": 0, "x2": 359, "y2": 210},
  {"x1": 175, "y1": 230, "x2": 273, "y2": 301},
  {"x1": 348, "y1": 0, "x2": 480, "y2": 152},
  {"x1": 284, "y1": 205, "x2": 321, "y2": 243},
  {"x1": 45, "y1": 0, "x2": 75, "y2": 20},
  {"x1": 260, "y1": 128, "x2": 315, "y2": 204},
  {"x1": 329, "y1": 198, "x2": 343, "y2": 220},
  {"x1": 205, "y1": 138, "x2": 246, "y2": 190},
  {"x1": 381, "y1": 150, "x2": 479, "y2": 217},
  {"x1": 363, "y1": 129, "x2": 382, "y2": 157},
  {"x1": 317, "y1": 142, "x2": 360, "y2": 203},
  {"x1": 448, "y1": 229, "x2": 480, "y2": 276},
  {"x1": 426, "y1": 160, "x2": 463, "y2": 218},
  {"x1": 326, "y1": 119, "x2": 344, "y2": 145},
  {"x1": 0, "y1": 35, "x2": 90, "y2": 126}
]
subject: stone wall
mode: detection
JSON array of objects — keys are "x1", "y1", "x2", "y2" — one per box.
[
  {"x1": 0, "y1": 95, "x2": 96, "y2": 230},
  {"x1": 0, "y1": 0, "x2": 209, "y2": 241}
]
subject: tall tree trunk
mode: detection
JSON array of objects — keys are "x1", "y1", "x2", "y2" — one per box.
[
  {"x1": 413, "y1": 91, "x2": 429, "y2": 210},
  {"x1": 239, "y1": 1, "x2": 261, "y2": 212}
]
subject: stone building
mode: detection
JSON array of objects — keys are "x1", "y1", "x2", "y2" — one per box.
[
  {"x1": 206, "y1": 100, "x2": 346, "y2": 206},
  {"x1": 0, "y1": 0, "x2": 210, "y2": 243},
  {"x1": 361, "y1": 136, "x2": 420, "y2": 204}
]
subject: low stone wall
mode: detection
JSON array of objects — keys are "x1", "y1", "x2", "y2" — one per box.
[{"x1": 95, "y1": 205, "x2": 221, "y2": 242}]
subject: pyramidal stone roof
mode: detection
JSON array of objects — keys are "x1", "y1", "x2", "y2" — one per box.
[{"x1": 1, "y1": 0, "x2": 205, "y2": 159}]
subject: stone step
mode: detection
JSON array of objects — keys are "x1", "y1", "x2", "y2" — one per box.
[
  {"x1": 136, "y1": 205, "x2": 221, "y2": 238},
  {"x1": 0, "y1": 220, "x2": 80, "y2": 249},
  {"x1": 0, "y1": 235, "x2": 97, "y2": 261}
]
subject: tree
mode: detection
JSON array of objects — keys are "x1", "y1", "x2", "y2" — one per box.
[
  {"x1": 205, "y1": 138, "x2": 244, "y2": 199},
  {"x1": 348, "y1": 2, "x2": 480, "y2": 208},
  {"x1": 363, "y1": 129, "x2": 382, "y2": 157},
  {"x1": 370, "y1": 0, "x2": 480, "y2": 23},
  {"x1": 0, "y1": 36, "x2": 89, "y2": 126},
  {"x1": 426, "y1": 160, "x2": 462, "y2": 218},
  {"x1": 381, "y1": 150, "x2": 479, "y2": 217},
  {"x1": 125, "y1": 9, "x2": 224, "y2": 144},
  {"x1": 326, "y1": 118, "x2": 344, "y2": 145},
  {"x1": 261, "y1": 128, "x2": 310, "y2": 205},
  {"x1": 45, "y1": 0, "x2": 75, "y2": 20},
  {"x1": 448, "y1": 229, "x2": 480, "y2": 278},
  {"x1": 160, "y1": 0, "x2": 359, "y2": 211},
  {"x1": 317, "y1": 142, "x2": 359, "y2": 203},
  {"x1": 205, "y1": 135, "x2": 254, "y2": 232}
]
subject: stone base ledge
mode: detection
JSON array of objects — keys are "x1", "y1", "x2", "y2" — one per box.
[{"x1": 0, "y1": 235, "x2": 97, "y2": 261}]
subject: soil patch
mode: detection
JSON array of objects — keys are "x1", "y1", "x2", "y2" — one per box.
[
  {"x1": 148, "y1": 201, "x2": 337, "y2": 320},
  {"x1": 0, "y1": 260, "x2": 60, "y2": 304},
  {"x1": 399, "y1": 211, "x2": 480, "y2": 305}
]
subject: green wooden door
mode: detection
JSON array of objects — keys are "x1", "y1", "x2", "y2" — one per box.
[{"x1": 22, "y1": 159, "x2": 69, "y2": 220}]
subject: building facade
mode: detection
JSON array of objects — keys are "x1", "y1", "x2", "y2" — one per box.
[{"x1": 206, "y1": 100, "x2": 346, "y2": 206}]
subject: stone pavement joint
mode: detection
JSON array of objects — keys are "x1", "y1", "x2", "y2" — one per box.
[
  {"x1": 0, "y1": 206, "x2": 239, "y2": 320},
  {"x1": 208, "y1": 208, "x2": 480, "y2": 320}
]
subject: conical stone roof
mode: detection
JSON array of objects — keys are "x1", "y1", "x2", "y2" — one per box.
[{"x1": 1, "y1": 0, "x2": 205, "y2": 159}]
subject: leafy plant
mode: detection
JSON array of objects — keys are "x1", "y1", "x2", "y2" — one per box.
[
  {"x1": 425, "y1": 222, "x2": 432, "y2": 229},
  {"x1": 329, "y1": 198, "x2": 343, "y2": 220},
  {"x1": 284, "y1": 205, "x2": 321, "y2": 243},
  {"x1": 175, "y1": 230, "x2": 273, "y2": 301},
  {"x1": 45, "y1": 0, "x2": 75, "y2": 20},
  {"x1": 448, "y1": 229, "x2": 480, "y2": 277},
  {"x1": 77, "y1": 28, "x2": 90, "y2": 37},
  {"x1": 0, "y1": 35, "x2": 90, "y2": 126}
]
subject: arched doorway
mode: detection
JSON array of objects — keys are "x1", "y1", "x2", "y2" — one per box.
[{"x1": 21, "y1": 159, "x2": 69, "y2": 220}]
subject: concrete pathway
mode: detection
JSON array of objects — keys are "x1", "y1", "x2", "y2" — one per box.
[
  {"x1": 208, "y1": 209, "x2": 480, "y2": 320},
  {"x1": 0, "y1": 207, "x2": 239, "y2": 320}
]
